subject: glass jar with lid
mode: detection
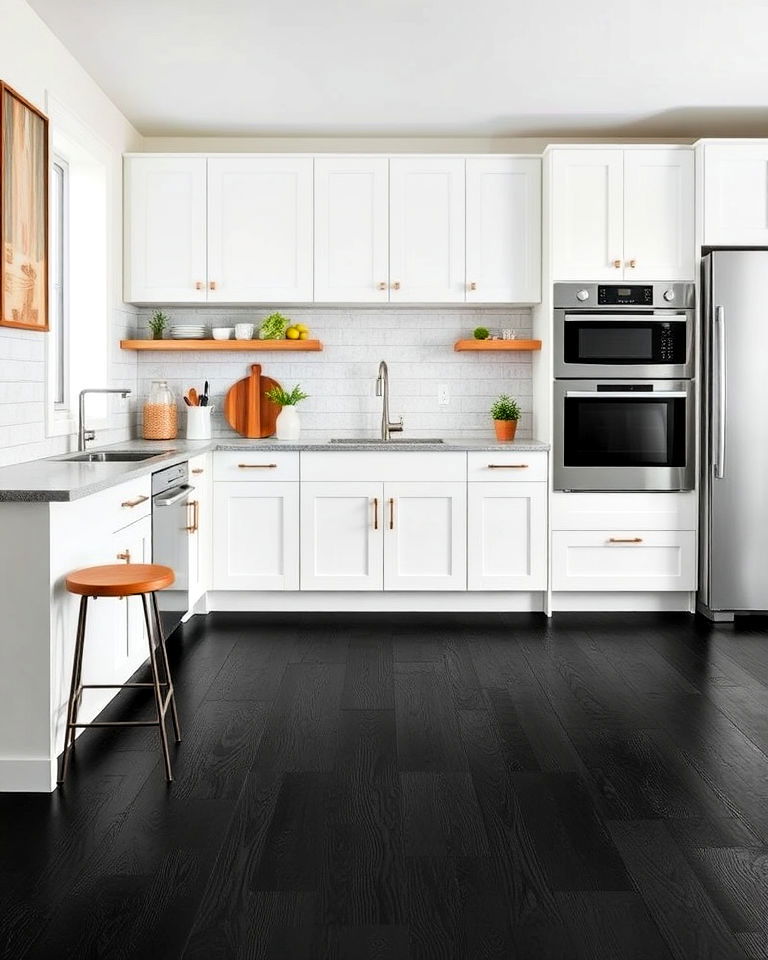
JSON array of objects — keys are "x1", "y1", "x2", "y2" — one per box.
[{"x1": 143, "y1": 380, "x2": 177, "y2": 440}]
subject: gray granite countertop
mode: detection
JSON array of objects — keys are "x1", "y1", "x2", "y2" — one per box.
[{"x1": 0, "y1": 434, "x2": 549, "y2": 502}]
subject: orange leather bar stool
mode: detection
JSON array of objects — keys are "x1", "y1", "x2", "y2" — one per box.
[{"x1": 58, "y1": 563, "x2": 182, "y2": 784}]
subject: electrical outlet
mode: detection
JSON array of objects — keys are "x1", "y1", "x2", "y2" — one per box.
[{"x1": 438, "y1": 384, "x2": 450, "y2": 405}]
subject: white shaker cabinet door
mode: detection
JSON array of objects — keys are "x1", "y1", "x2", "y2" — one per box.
[
  {"x1": 383, "y1": 482, "x2": 467, "y2": 591},
  {"x1": 466, "y1": 157, "x2": 541, "y2": 303},
  {"x1": 300, "y1": 482, "x2": 383, "y2": 591},
  {"x1": 550, "y1": 149, "x2": 624, "y2": 282},
  {"x1": 703, "y1": 143, "x2": 768, "y2": 245},
  {"x1": 207, "y1": 157, "x2": 313, "y2": 302},
  {"x1": 467, "y1": 482, "x2": 547, "y2": 591},
  {"x1": 314, "y1": 157, "x2": 389, "y2": 302},
  {"x1": 124, "y1": 157, "x2": 207, "y2": 303},
  {"x1": 119, "y1": 516, "x2": 155, "y2": 677},
  {"x1": 389, "y1": 157, "x2": 466, "y2": 302},
  {"x1": 188, "y1": 453, "x2": 212, "y2": 604},
  {"x1": 213, "y1": 482, "x2": 299, "y2": 590},
  {"x1": 623, "y1": 149, "x2": 694, "y2": 281}
]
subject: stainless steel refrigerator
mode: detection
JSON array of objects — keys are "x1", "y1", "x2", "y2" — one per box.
[{"x1": 700, "y1": 249, "x2": 768, "y2": 620}]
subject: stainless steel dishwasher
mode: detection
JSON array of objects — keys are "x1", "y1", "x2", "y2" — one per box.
[{"x1": 152, "y1": 461, "x2": 193, "y2": 637}]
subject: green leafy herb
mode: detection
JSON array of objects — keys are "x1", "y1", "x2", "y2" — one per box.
[
  {"x1": 148, "y1": 310, "x2": 169, "y2": 338},
  {"x1": 490, "y1": 394, "x2": 521, "y2": 421},
  {"x1": 259, "y1": 312, "x2": 291, "y2": 340},
  {"x1": 473, "y1": 326, "x2": 490, "y2": 340},
  {"x1": 264, "y1": 384, "x2": 310, "y2": 407}
]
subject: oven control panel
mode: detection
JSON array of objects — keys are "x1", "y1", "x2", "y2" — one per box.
[
  {"x1": 660, "y1": 324, "x2": 676, "y2": 361},
  {"x1": 597, "y1": 285, "x2": 653, "y2": 305}
]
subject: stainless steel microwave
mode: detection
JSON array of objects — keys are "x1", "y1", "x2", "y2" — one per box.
[
  {"x1": 553, "y1": 283, "x2": 695, "y2": 379},
  {"x1": 553, "y1": 379, "x2": 695, "y2": 491}
]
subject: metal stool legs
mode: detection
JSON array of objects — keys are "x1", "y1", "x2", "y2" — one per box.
[{"x1": 58, "y1": 590, "x2": 182, "y2": 785}]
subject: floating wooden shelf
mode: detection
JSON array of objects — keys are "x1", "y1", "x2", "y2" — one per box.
[
  {"x1": 120, "y1": 339, "x2": 323, "y2": 352},
  {"x1": 454, "y1": 339, "x2": 542, "y2": 351}
]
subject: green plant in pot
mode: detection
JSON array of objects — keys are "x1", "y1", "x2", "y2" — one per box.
[
  {"x1": 490, "y1": 394, "x2": 521, "y2": 442},
  {"x1": 148, "y1": 310, "x2": 169, "y2": 340},
  {"x1": 264, "y1": 384, "x2": 309, "y2": 440}
]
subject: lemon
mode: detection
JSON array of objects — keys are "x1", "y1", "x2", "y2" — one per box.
[
  {"x1": 296, "y1": 323, "x2": 309, "y2": 334},
  {"x1": 286, "y1": 327, "x2": 300, "y2": 340},
  {"x1": 299, "y1": 331, "x2": 309, "y2": 340}
]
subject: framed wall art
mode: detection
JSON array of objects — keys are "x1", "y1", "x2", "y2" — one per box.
[{"x1": 1, "y1": 81, "x2": 48, "y2": 332}]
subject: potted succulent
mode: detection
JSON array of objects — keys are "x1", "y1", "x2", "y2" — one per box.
[
  {"x1": 264, "y1": 384, "x2": 310, "y2": 440},
  {"x1": 148, "y1": 310, "x2": 169, "y2": 340},
  {"x1": 490, "y1": 394, "x2": 521, "y2": 441}
]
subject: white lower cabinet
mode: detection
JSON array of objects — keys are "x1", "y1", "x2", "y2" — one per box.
[
  {"x1": 468, "y1": 482, "x2": 547, "y2": 591},
  {"x1": 213, "y1": 482, "x2": 299, "y2": 590},
  {"x1": 384, "y1": 482, "x2": 466, "y2": 591},
  {"x1": 188, "y1": 454, "x2": 212, "y2": 603},
  {"x1": 551, "y1": 530, "x2": 697, "y2": 592},
  {"x1": 300, "y1": 482, "x2": 383, "y2": 591},
  {"x1": 118, "y1": 515, "x2": 154, "y2": 677}
]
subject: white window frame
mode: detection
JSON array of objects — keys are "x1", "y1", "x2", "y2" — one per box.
[{"x1": 51, "y1": 155, "x2": 70, "y2": 410}]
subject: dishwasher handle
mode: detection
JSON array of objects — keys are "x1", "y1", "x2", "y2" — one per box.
[{"x1": 153, "y1": 484, "x2": 194, "y2": 507}]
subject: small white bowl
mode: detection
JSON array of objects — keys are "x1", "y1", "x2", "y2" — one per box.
[{"x1": 211, "y1": 327, "x2": 234, "y2": 340}]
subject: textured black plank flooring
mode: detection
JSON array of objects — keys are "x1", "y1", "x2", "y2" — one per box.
[{"x1": 3, "y1": 613, "x2": 768, "y2": 959}]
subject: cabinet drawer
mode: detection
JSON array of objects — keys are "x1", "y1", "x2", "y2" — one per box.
[
  {"x1": 551, "y1": 492, "x2": 697, "y2": 531},
  {"x1": 74, "y1": 475, "x2": 152, "y2": 534},
  {"x1": 301, "y1": 451, "x2": 466, "y2": 483},
  {"x1": 467, "y1": 451, "x2": 547, "y2": 482},
  {"x1": 214, "y1": 451, "x2": 299, "y2": 482},
  {"x1": 552, "y1": 530, "x2": 697, "y2": 592}
]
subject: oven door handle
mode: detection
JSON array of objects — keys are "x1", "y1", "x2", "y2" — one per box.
[
  {"x1": 153, "y1": 484, "x2": 194, "y2": 507},
  {"x1": 563, "y1": 314, "x2": 688, "y2": 322},
  {"x1": 564, "y1": 391, "x2": 689, "y2": 398}
]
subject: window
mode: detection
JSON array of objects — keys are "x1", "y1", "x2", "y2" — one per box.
[{"x1": 50, "y1": 156, "x2": 69, "y2": 407}]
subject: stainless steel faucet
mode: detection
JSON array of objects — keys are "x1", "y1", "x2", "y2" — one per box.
[
  {"x1": 375, "y1": 361, "x2": 403, "y2": 440},
  {"x1": 78, "y1": 388, "x2": 132, "y2": 451}
]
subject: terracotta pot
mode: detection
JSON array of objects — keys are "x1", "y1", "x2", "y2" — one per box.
[{"x1": 493, "y1": 419, "x2": 518, "y2": 441}]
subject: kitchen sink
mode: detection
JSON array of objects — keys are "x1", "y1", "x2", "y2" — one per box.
[
  {"x1": 50, "y1": 450, "x2": 174, "y2": 463},
  {"x1": 330, "y1": 438, "x2": 445, "y2": 444}
]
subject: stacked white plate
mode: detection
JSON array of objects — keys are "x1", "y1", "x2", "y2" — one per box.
[{"x1": 170, "y1": 324, "x2": 207, "y2": 340}]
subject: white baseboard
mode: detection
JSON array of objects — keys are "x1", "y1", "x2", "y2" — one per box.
[
  {"x1": 0, "y1": 757, "x2": 56, "y2": 793},
  {"x1": 206, "y1": 591, "x2": 547, "y2": 613},
  {"x1": 551, "y1": 591, "x2": 695, "y2": 612}
]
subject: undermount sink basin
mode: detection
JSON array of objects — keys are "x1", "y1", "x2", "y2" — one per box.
[
  {"x1": 52, "y1": 450, "x2": 173, "y2": 463},
  {"x1": 330, "y1": 438, "x2": 445, "y2": 445}
]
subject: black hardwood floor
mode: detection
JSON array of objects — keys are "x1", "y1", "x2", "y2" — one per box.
[{"x1": 3, "y1": 612, "x2": 768, "y2": 959}]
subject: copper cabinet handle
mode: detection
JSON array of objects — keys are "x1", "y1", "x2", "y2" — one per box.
[
  {"x1": 608, "y1": 537, "x2": 643, "y2": 543},
  {"x1": 116, "y1": 550, "x2": 131, "y2": 563},
  {"x1": 487, "y1": 463, "x2": 528, "y2": 469},
  {"x1": 373, "y1": 497, "x2": 379, "y2": 530},
  {"x1": 391, "y1": 281, "x2": 401, "y2": 291},
  {"x1": 377, "y1": 282, "x2": 387, "y2": 291},
  {"x1": 468, "y1": 281, "x2": 477, "y2": 291},
  {"x1": 195, "y1": 281, "x2": 204, "y2": 290},
  {"x1": 238, "y1": 463, "x2": 277, "y2": 469},
  {"x1": 209, "y1": 281, "x2": 217, "y2": 290},
  {"x1": 389, "y1": 497, "x2": 395, "y2": 530},
  {"x1": 191, "y1": 468, "x2": 204, "y2": 474},
  {"x1": 612, "y1": 259, "x2": 622, "y2": 269},
  {"x1": 121, "y1": 495, "x2": 149, "y2": 508},
  {"x1": 186, "y1": 499, "x2": 199, "y2": 533},
  {"x1": 627, "y1": 259, "x2": 637, "y2": 269}
]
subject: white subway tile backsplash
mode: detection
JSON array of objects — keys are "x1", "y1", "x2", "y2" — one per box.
[{"x1": 136, "y1": 306, "x2": 535, "y2": 440}]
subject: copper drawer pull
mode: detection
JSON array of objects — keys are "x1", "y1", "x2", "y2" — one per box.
[
  {"x1": 389, "y1": 497, "x2": 395, "y2": 530},
  {"x1": 373, "y1": 497, "x2": 379, "y2": 530},
  {"x1": 488, "y1": 464, "x2": 528, "y2": 469},
  {"x1": 116, "y1": 550, "x2": 131, "y2": 563},
  {"x1": 238, "y1": 463, "x2": 277, "y2": 469},
  {"x1": 191, "y1": 468, "x2": 204, "y2": 474},
  {"x1": 186, "y1": 500, "x2": 199, "y2": 533},
  {"x1": 608, "y1": 537, "x2": 644, "y2": 543},
  {"x1": 121, "y1": 495, "x2": 149, "y2": 508}
]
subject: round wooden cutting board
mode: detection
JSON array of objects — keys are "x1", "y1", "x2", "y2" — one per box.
[{"x1": 223, "y1": 364, "x2": 282, "y2": 438}]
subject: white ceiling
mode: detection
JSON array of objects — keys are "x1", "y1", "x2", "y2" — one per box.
[{"x1": 28, "y1": 0, "x2": 768, "y2": 139}]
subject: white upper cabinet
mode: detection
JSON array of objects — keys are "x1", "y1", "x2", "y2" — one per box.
[
  {"x1": 466, "y1": 157, "x2": 541, "y2": 303},
  {"x1": 551, "y1": 149, "x2": 624, "y2": 282},
  {"x1": 207, "y1": 157, "x2": 313, "y2": 302},
  {"x1": 550, "y1": 148, "x2": 694, "y2": 282},
  {"x1": 623, "y1": 149, "x2": 694, "y2": 282},
  {"x1": 314, "y1": 157, "x2": 389, "y2": 303},
  {"x1": 702, "y1": 142, "x2": 768, "y2": 245},
  {"x1": 124, "y1": 157, "x2": 207, "y2": 303},
  {"x1": 389, "y1": 157, "x2": 466, "y2": 302}
]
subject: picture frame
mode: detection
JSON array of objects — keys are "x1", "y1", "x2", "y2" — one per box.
[{"x1": 0, "y1": 81, "x2": 48, "y2": 332}]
